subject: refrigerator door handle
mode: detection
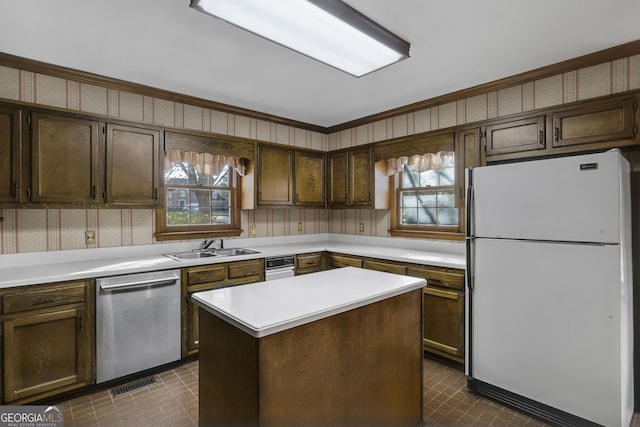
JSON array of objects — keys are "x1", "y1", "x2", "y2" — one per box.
[{"x1": 465, "y1": 168, "x2": 474, "y2": 292}]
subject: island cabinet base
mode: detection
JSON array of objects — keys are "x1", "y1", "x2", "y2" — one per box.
[{"x1": 198, "y1": 289, "x2": 423, "y2": 427}]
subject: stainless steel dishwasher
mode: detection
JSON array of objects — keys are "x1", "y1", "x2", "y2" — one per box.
[{"x1": 96, "y1": 269, "x2": 181, "y2": 383}]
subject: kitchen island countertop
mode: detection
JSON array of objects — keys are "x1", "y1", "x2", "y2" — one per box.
[{"x1": 192, "y1": 266, "x2": 427, "y2": 337}]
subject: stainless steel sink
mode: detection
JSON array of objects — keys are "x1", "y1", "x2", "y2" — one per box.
[
  {"x1": 164, "y1": 248, "x2": 260, "y2": 261},
  {"x1": 211, "y1": 248, "x2": 260, "y2": 256},
  {"x1": 164, "y1": 251, "x2": 218, "y2": 261}
]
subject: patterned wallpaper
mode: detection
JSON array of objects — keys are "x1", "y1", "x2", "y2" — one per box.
[{"x1": 0, "y1": 52, "x2": 639, "y2": 254}]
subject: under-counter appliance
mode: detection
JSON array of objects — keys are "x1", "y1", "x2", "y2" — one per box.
[
  {"x1": 265, "y1": 255, "x2": 295, "y2": 280},
  {"x1": 466, "y1": 150, "x2": 633, "y2": 427},
  {"x1": 96, "y1": 269, "x2": 181, "y2": 383}
]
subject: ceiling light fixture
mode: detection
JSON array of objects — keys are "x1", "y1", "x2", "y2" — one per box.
[{"x1": 189, "y1": 0, "x2": 410, "y2": 77}]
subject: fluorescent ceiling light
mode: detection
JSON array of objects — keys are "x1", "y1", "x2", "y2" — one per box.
[{"x1": 189, "y1": 0, "x2": 410, "y2": 77}]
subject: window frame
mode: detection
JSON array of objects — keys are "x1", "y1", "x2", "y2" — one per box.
[
  {"x1": 381, "y1": 131, "x2": 466, "y2": 241},
  {"x1": 155, "y1": 130, "x2": 255, "y2": 241}
]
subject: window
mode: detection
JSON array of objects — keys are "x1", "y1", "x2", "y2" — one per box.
[
  {"x1": 389, "y1": 151, "x2": 463, "y2": 239},
  {"x1": 165, "y1": 162, "x2": 232, "y2": 226},
  {"x1": 155, "y1": 150, "x2": 244, "y2": 240}
]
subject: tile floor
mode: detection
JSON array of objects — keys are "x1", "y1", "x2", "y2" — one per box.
[{"x1": 59, "y1": 357, "x2": 631, "y2": 426}]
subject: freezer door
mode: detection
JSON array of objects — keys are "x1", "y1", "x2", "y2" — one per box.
[
  {"x1": 469, "y1": 238, "x2": 630, "y2": 426},
  {"x1": 472, "y1": 151, "x2": 623, "y2": 243}
]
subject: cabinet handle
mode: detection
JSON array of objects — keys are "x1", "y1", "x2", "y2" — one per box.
[
  {"x1": 367, "y1": 192, "x2": 371, "y2": 202},
  {"x1": 258, "y1": 191, "x2": 262, "y2": 201},
  {"x1": 554, "y1": 127, "x2": 560, "y2": 142},
  {"x1": 92, "y1": 185, "x2": 97, "y2": 199},
  {"x1": 343, "y1": 193, "x2": 347, "y2": 202},
  {"x1": 538, "y1": 129, "x2": 544, "y2": 145},
  {"x1": 12, "y1": 183, "x2": 18, "y2": 198},
  {"x1": 102, "y1": 191, "x2": 106, "y2": 201},
  {"x1": 34, "y1": 297, "x2": 55, "y2": 305},
  {"x1": 79, "y1": 314, "x2": 84, "y2": 331},
  {"x1": 27, "y1": 187, "x2": 31, "y2": 200},
  {"x1": 154, "y1": 188, "x2": 159, "y2": 201}
]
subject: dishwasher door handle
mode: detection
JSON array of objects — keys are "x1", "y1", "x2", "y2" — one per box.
[{"x1": 100, "y1": 278, "x2": 178, "y2": 292}]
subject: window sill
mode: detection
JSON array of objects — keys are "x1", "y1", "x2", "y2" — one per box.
[
  {"x1": 389, "y1": 229, "x2": 465, "y2": 241},
  {"x1": 155, "y1": 229, "x2": 243, "y2": 241}
]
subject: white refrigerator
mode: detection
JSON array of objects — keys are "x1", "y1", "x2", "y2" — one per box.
[{"x1": 466, "y1": 150, "x2": 633, "y2": 427}]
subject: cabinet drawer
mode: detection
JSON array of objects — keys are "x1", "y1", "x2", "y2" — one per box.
[
  {"x1": 2, "y1": 281, "x2": 87, "y2": 315},
  {"x1": 364, "y1": 260, "x2": 406, "y2": 275},
  {"x1": 187, "y1": 265, "x2": 226, "y2": 286},
  {"x1": 228, "y1": 260, "x2": 262, "y2": 280},
  {"x1": 328, "y1": 254, "x2": 363, "y2": 268},
  {"x1": 407, "y1": 266, "x2": 464, "y2": 290},
  {"x1": 296, "y1": 253, "x2": 323, "y2": 269}
]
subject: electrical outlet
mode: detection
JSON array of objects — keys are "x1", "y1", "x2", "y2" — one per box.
[
  {"x1": 85, "y1": 230, "x2": 96, "y2": 245},
  {"x1": 359, "y1": 223, "x2": 365, "y2": 233},
  {"x1": 250, "y1": 225, "x2": 256, "y2": 236},
  {"x1": 297, "y1": 222, "x2": 303, "y2": 232}
]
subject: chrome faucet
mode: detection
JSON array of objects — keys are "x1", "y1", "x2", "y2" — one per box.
[
  {"x1": 201, "y1": 239, "x2": 215, "y2": 250},
  {"x1": 201, "y1": 238, "x2": 223, "y2": 250}
]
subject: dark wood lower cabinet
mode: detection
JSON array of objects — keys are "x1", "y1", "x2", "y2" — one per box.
[
  {"x1": 0, "y1": 280, "x2": 93, "y2": 404},
  {"x1": 182, "y1": 259, "x2": 264, "y2": 357}
]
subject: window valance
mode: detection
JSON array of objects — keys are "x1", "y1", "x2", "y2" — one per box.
[
  {"x1": 386, "y1": 151, "x2": 455, "y2": 176},
  {"x1": 165, "y1": 150, "x2": 246, "y2": 177}
]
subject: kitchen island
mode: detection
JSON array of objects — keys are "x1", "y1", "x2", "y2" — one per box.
[{"x1": 192, "y1": 267, "x2": 426, "y2": 427}]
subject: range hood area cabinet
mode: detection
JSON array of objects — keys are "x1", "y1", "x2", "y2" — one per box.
[
  {"x1": 0, "y1": 104, "x2": 163, "y2": 208},
  {"x1": 255, "y1": 144, "x2": 326, "y2": 208}
]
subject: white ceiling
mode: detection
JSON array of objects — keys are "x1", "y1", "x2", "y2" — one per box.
[{"x1": 1, "y1": 0, "x2": 640, "y2": 128}]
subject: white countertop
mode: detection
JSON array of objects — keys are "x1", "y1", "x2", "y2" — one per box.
[
  {"x1": 192, "y1": 267, "x2": 426, "y2": 338},
  {"x1": 0, "y1": 234, "x2": 465, "y2": 288}
]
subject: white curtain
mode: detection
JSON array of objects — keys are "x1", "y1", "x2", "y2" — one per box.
[
  {"x1": 386, "y1": 151, "x2": 455, "y2": 176},
  {"x1": 165, "y1": 150, "x2": 246, "y2": 176}
]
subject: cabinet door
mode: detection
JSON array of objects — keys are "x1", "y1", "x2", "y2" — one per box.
[
  {"x1": 294, "y1": 151, "x2": 325, "y2": 207},
  {"x1": 257, "y1": 145, "x2": 293, "y2": 206},
  {"x1": 105, "y1": 123, "x2": 162, "y2": 206},
  {"x1": 328, "y1": 151, "x2": 348, "y2": 208},
  {"x1": 552, "y1": 96, "x2": 637, "y2": 147},
  {"x1": 3, "y1": 307, "x2": 91, "y2": 403},
  {"x1": 349, "y1": 147, "x2": 373, "y2": 207},
  {"x1": 0, "y1": 107, "x2": 22, "y2": 204},
  {"x1": 485, "y1": 115, "x2": 545, "y2": 157},
  {"x1": 30, "y1": 112, "x2": 100, "y2": 204},
  {"x1": 423, "y1": 287, "x2": 464, "y2": 361}
]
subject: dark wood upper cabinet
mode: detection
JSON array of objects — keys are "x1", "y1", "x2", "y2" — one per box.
[
  {"x1": 257, "y1": 144, "x2": 325, "y2": 208},
  {"x1": 257, "y1": 145, "x2": 294, "y2": 206},
  {"x1": 328, "y1": 146, "x2": 373, "y2": 208},
  {"x1": 30, "y1": 112, "x2": 101, "y2": 204},
  {"x1": 485, "y1": 115, "x2": 546, "y2": 157},
  {"x1": 0, "y1": 106, "x2": 22, "y2": 204},
  {"x1": 294, "y1": 150, "x2": 325, "y2": 207},
  {"x1": 552, "y1": 95, "x2": 637, "y2": 148},
  {"x1": 105, "y1": 123, "x2": 162, "y2": 206}
]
